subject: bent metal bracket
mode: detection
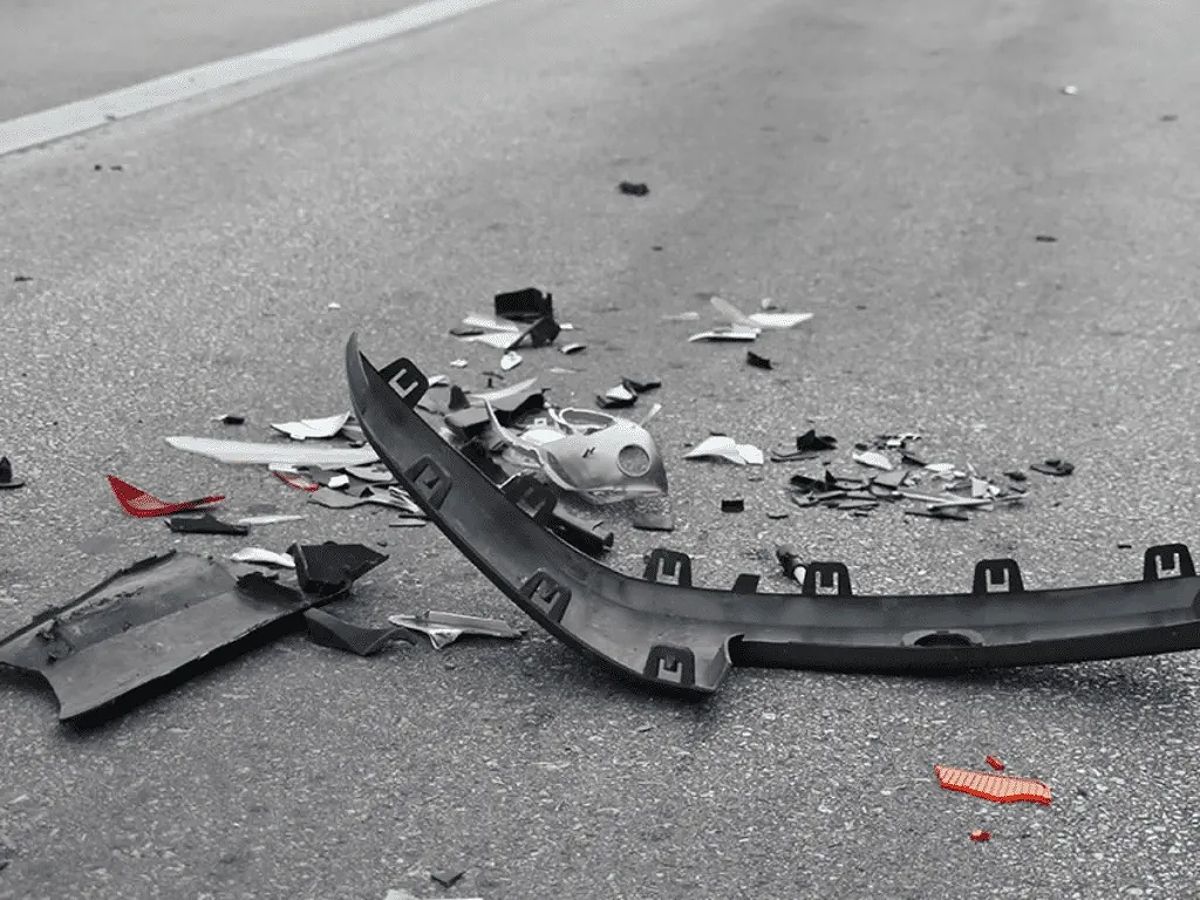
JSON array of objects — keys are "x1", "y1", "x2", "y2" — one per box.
[{"x1": 346, "y1": 334, "x2": 1200, "y2": 698}]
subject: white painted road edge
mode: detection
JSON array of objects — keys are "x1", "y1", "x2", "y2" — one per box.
[{"x1": 0, "y1": 0, "x2": 506, "y2": 157}]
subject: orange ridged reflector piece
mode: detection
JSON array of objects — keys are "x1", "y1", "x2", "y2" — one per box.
[
  {"x1": 934, "y1": 765, "x2": 1051, "y2": 805},
  {"x1": 985, "y1": 755, "x2": 1006, "y2": 771}
]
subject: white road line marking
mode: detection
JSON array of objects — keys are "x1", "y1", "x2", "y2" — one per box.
[{"x1": 0, "y1": 0, "x2": 506, "y2": 157}]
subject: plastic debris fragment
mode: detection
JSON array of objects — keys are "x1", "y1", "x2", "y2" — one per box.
[
  {"x1": 236, "y1": 514, "x2": 305, "y2": 526},
  {"x1": 431, "y1": 869, "x2": 466, "y2": 889},
  {"x1": 166, "y1": 436, "x2": 378, "y2": 467},
  {"x1": 622, "y1": 375, "x2": 661, "y2": 393},
  {"x1": 632, "y1": 512, "x2": 675, "y2": 532},
  {"x1": 934, "y1": 765, "x2": 1052, "y2": 805},
  {"x1": 270, "y1": 412, "x2": 352, "y2": 441},
  {"x1": 721, "y1": 497, "x2": 745, "y2": 513},
  {"x1": 0, "y1": 456, "x2": 24, "y2": 490},
  {"x1": 107, "y1": 475, "x2": 223, "y2": 518},
  {"x1": 561, "y1": 342, "x2": 586, "y2": 354},
  {"x1": 618, "y1": 181, "x2": 649, "y2": 196},
  {"x1": 214, "y1": 414, "x2": 245, "y2": 425},
  {"x1": 165, "y1": 513, "x2": 249, "y2": 535},
  {"x1": 271, "y1": 467, "x2": 320, "y2": 492},
  {"x1": 388, "y1": 611, "x2": 523, "y2": 650},
  {"x1": 287, "y1": 542, "x2": 388, "y2": 597},
  {"x1": 494, "y1": 287, "x2": 552, "y2": 323},
  {"x1": 488, "y1": 405, "x2": 667, "y2": 503},
  {"x1": 662, "y1": 311, "x2": 701, "y2": 321},
  {"x1": 1061, "y1": 84, "x2": 1078, "y2": 95},
  {"x1": 852, "y1": 450, "x2": 893, "y2": 471},
  {"x1": 747, "y1": 350, "x2": 773, "y2": 370},
  {"x1": 303, "y1": 607, "x2": 409, "y2": 656},
  {"x1": 1031, "y1": 459, "x2": 1074, "y2": 476},
  {"x1": 985, "y1": 755, "x2": 1006, "y2": 772},
  {"x1": 710, "y1": 296, "x2": 812, "y2": 330},
  {"x1": 597, "y1": 384, "x2": 637, "y2": 409},
  {"x1": 1035, "y1": 234, "x2": 1058, "y2": 243},
  {"x1": 688, "y1": 325, "x2": 760, "y2": 342},
  {"x1": 775, "y1": 545, "x2": 806, "y2": 583},
  {"x1": 969, "y1": 830, "x2": 991, "y2": 843},
  {"x1": 230, "y1": 547, "x2": 296, "y2": 567},
  {"x1": 499, "y1": 351, "x2": 522, "y2": 371},
  {"x1": 685, "y1": 435, "x2": 763, "y2": 466}
]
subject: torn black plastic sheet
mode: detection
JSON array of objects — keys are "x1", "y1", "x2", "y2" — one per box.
[
  {"x1": 0, "y1": 551, "x2": 374, "y2": 721},
  {"x1": 303, "y1": 607, "x2": 410, "y2": 656},
  {"x1": 346, "y1": 335, "x2": 1200, "y2": 697}
]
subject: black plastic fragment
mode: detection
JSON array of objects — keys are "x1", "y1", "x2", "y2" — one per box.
[
  {"x1": 432, "y1": 869, "x2": 466, "y2": 889},
  {"x1": 1031, "y1": 459, "x2": 1074, "y2": 477},
  {"x1": 218, "y1": 414, "x2": 245, "y2": 425},
  {"x1": 775, "y1": 545, "x2": 804, "y2": 582},
  {"x1": 302, "y1": 607, "x2": 409, "y2": 656},
  {"x1": 444, "y1": 406, "x2": 491, "y2": 439},
  {"x1": 747, "y1": 351, "x2": 773, "y2": 370},
  {"x1": 345, "y1": 335, "x2": 1200, "y2": 698},
  {"x1": 1004, "y1": 470, "x2": 1028, "y2": 482},
  {"x1": 622, "y1": 375, "x2": 661, "y2": 393},
  {"x1": 796, "y1": 430, "x2": 837, "y2": 452},
  {"x1": 509, "y1": 315, "x2": 561, "y2": 348},
  {"x1": 488, "y1": 386, "x2": 546, "y2": 424},
  {"x1": 596, "y1": 386, "x2": 638, "y2": 409},
  {"x1": 287, "y1": 542, "x2": 388, "y2": 597},
  {"x1": 165, "y1": 513, "x2": 250, "y2": 535},
  {"x1": 1035, "y1": 234, "x2": 1058, "y2": 243},
  {"x1": 0, "y1": 456, "x2": 24, "y2": 489},
  {"x1": 618, "y1": 181, "x2": 649, "y2": 196},
  {"x1": 905, "y1": 508, "x2": 969, "y2": 521},
  {"x1": 495, "y1": 287, "x2": 552, "y2": 323},
  {"x1": 721, "y1": 498, "x2": 745, "y2": 513},
  {"x1": 448, "y1": 385, "x2": 471, "y2": 411},
  {"x1": 900, "y1": 448, "x2": 928, "y2": 466}
]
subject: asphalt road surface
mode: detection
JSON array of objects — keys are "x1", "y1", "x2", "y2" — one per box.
[{"x1": 3, "y1": 0, "x2": 1200, "y2": 898}]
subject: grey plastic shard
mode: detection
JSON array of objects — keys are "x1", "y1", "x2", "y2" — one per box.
[
  {"x1": 165, "y1": 436, "x2": 379, "y2": 467},
  {"x1": 485, "y1": 404, "x2": 668, "y2": 504},
  {"x1": 388, "y1": 611, "x2": 523, "y2": 650}
]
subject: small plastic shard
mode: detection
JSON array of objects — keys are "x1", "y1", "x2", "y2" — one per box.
[
  {"x1": 460, "y1": 331, "x2": 521, "y2": 350},
  {"x1": 0, "y1": 456, "x2": 25, "y2": 490},
  {"x1": 214, "y1": 414, "x2": 245, "y2": 425},
  {"x1": 1003, "y1": 470, "x2": 1028, "y2": 482},
  {"x1": 499, "y1": 351, "x2": 522, "y2": 371},
  {"x1": 431, "y1": 869, "x2": 467, "y2": 889},
  {"x1": 797, "y1": 430, "x2": 837, "y2": 452},
  {"x1": 308, "y1": 486, "x2": 410, "y2": 511},
  {"x1": 443, "y1": 406, "x2": 491, "y2": 439},
  {"x1": 597, "y1": 384, "x2": 637, "y2": 409},
  {"x1": 270, "y1": 412, "x2": 352, "y2": 441},
  {"x1": 934, "y1": 765, "x2": 1052, "y2": 806},
  {"x1": 561, "y1": 342, "x2": 586, "y2": 355},
  {"x1": 747, "y1": 350, "x2": 773, "y2": 370},
  {"x1": 721, "y1": 497, "x2": 745, "y2": 513},
  {"x1": 107, "y1": 475, "x2": 224, "y2": 518},
  {"x1": 327, "y1": 301, "x2": 341, "y2": 309},
  {"x1": 327, "y1": 474, "x2": 350, "y2": 490},
  {"x1": 775, "y1": 545, "x2": 806, "y2": 583},
  {"x1": 165, "y1": 513, "x2": 249, "y2": 536},
  {"x1": 870, "y1": 469, "x2": 908, "y2": 489},
  {"x1": 287, "y1": 542, "x2": 388, "y2": 597},
  {"x1": 662, "y1": 311, "x2": 701, "y2": 321},
  {"x1": 852, "y1": 450, "x2": 894, "y2": 471},
  {"x1": 925, "y1": 462, "x2": 956, "y2": 475},
  {"x1": 1061, "y1": 84, "x2": 1078, "y2": 95},
  {"x1": 236, "y1": 514, "x2": 305, "y2": 526},
  {"x1": 985, "y1": 755, "x2": 1006, "y2": 772},
  {"x1": 632, "y1": 512, "x2": 675, "y2": 532},
  {"x1": 450, "y1": 358, "x2": 468, "y2": 368},
  {"x1": 1035, "y1": 234, "x2": 1058, "y2": 243},
  {"x1": 271, "y1": 468, "x2": 320, "y2": 492},
  {"x1": 1031, "y1": 458, "x2": 1074, "y2": 476},
  {"x1": 905, "y1": 507, "x2": 969, "y2": 521},
  {"x1": 710, "y1": 296, "x2": 812, "y2": 330},
  {"x1": 388, "y1": 611, "x2": 522, "y2": 650},
  {"x1": 470, "y1": 376, "x2": 538, "y2": 404},
  {"x1": 684, "y1": 435, "x2": 763, "y2": 466},
  {"x1": 617, "y1": 181, "x2": 649, "y2": 196},
  {"x1": 622, "y1": 375, "x2": 661, "y2": 393},
  {"x1": 230, "y1": 547, "x2": 296, "y2": 567},
  {"x1": 166, "y1": 436, "x2": 379, "y2": 468},
  {"x1": 303, "y1": 607, "x2": 409, "y2": 656},
  {"x1": 495, "y1": 287, "x2": 553, "y2": 323},
  {"x1": 900, "y1": 448, "x2": 928, "y2": 466},
  {"x1": 344, "y1": 464, "x2": 396, "y2": 484},
  {"x1": 969, "y1": 830, "x2": 992, "y2": 843},
  {"x1": 688, "y1": 325, "x2": 760, "y2": 343}
]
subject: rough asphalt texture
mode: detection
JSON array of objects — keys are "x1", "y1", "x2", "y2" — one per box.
[{"x1": 2, "y1": 0, "x2": 1199, "y2": 897}]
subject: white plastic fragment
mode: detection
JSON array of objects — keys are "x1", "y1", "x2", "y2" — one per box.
[
  {"x1": 499, "y1": 351, "x2": 522, "y2": 371},
  {"x1": 688, "y1": 325, "x2": 760, "y2": 343},
  {"x1": 230, "y1": 547, "x2": 295, "y2": 568},
  {"x1": 710, "y1": 296, "x2": 813, "y2": 330},
  {"x1": 1061, "y1": 84, "x2": 1078, "y2": 95},
  {"x1": 165, "y1": 436, "x2": 379, "y2": 467},
  {"x1": 327, "y1": 302, "x2": 341, "y2": 310},
  {"x1": 449, "y1": 358, "x2": 468, "y2": 368},
  {"x1": 462, "y1": 313, "x2": 520, "y2": 332},
  {"x1": 603, "y1": 384, "x2": 636, "y2": 403},
  {"x1": 270, "y1": 411, "x2": 351, "y2": 441},
  {"x1": 852, "y1": 450, "x2": 894, "y2": 471},
  {"x1": 235, "y1": 514, "x2": 305, "y2": 526},
  {"x1": 560, "y1": 343, "x2": 586, "y2": 354},
  {"x1": 327, "y1": 474, "x2": 350, "y2": 489},
  {"x1": 388, "y1": 611, "x2": 522, "y2": 650},
  {"x1": 460, "y1": 331, "x2": 518, "y2": 350},
  {"x1": 662, "y1": 311, "x2": 701, "y2": 321},
  {"x1": 470, "y1": 376, "x2": 538, "y2": 403},
  {"x1": 427, "y1": 375, "x2": 448, "y2": 387},
  {"x1": 684, "y1": 435, "x2": 763, "y2": 466}
]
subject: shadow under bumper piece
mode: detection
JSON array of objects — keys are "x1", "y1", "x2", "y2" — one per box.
[{"x1": 345, "y1": 335, "x2": 1200, "y2": 698}]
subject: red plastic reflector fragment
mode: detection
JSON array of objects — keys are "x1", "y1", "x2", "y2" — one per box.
[
  {"x1": 970, "y1": 829, "x2": 992, "y2": 842},
  {"x1": 106, "y1": 475, "x2": 224, "y2": 518},
  {"x1": 934, "y1": 765, "x2": 1052, "y2": 805},
  {"x1": 272, "y1": 470, "x2": 320, "y2": 492},
  {"x1": 985, "y1": 755, "x2": 1006, "y2": 771}
]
